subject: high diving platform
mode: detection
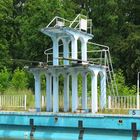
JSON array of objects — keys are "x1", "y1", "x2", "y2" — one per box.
[{"x1": 30, "y1": 14, "x2": 108, "y2": 113}]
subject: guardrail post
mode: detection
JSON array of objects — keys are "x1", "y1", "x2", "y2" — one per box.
[
  {"x1": 41, "y1": 95, "x2": 45, "y2": 108},
  {"x1": 24, "y1": 95, "x2": 27, "y2": 110},
  {"x1": 137, "y1": 94, "x2": 140, "y2": 109},
  {"x1": 0, "y1": 95, "x2": 1, "y2": 108},
  {"x1": 108, "y1": 96, "x2": 111, "y2": 109}
]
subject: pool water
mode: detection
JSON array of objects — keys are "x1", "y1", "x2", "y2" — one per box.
[
  {"x1": 0, "y1": 129, "x2": 139, "y2": 140},
  {"x1": 0, "y1": 112, "x2": 139, "y2": 140}
]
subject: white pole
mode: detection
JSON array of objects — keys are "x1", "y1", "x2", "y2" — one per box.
[
  {"x1": 108, "y1": 96, "x2": 111, "y2": 109},
  {"x1": 41, "y1": 95, "x2": 45, "y2": 108},
  {"x1": 137, "y1": 72, "x2": 140, "y2": 109},
  {"x1": 24, "y1": 95, "x2": 27, "y2": 111},
  {"x1": 0, "y1": 95, "x2": 1, "y2": 109}
]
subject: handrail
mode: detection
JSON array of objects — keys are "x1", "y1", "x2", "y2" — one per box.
[
  {"x1": 46, "y1": 16, "x2": 58, "y2": 28},
  {"x1": 69, "y1": 14, "x2": 81, "y2": 27},
  {"x1": 45, "y1": 14, "x2": 92, "y2": 34},
  {"x1": 46, "y1": 16, "x2": 72, "y2": 28},
  {"x1": 44, "y1": 48, "x2": 53, "y2": 55}
]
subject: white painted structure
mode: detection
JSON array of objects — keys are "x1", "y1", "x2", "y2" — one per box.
[{"x1": 30, "y1": 14, "x2": 107, "y2": 113}]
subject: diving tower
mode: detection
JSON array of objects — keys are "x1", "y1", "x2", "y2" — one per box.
[{"x1": 30, "y1": 14, "x2": 107, "y2": 113}]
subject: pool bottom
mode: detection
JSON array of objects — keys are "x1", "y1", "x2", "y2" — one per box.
[{"x1": 0, "y1": 125, "x2": 139, "y2": 140}]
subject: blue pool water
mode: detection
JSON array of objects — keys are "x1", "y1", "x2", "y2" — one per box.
[{"x1": 0, "y1": 128, "x2": 139, "y2": 140}]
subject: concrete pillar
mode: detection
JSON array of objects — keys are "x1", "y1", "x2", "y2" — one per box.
[
  {"x1": 52, "y1": 37, "x2": 59, "y2": 65},
  {"x1": 63, "y1": 38, "x2": 69, "y2": 65},
  {"x1": 71, "y1": 37, "x2": 78, "y2": 60},
  {"x1": 81, "y1": 39, "x2": 88, "y2": 63},
  {"x1": 46, "y1": 73, "x2": 52, "y2": 112},
  {"x1": 72, "y1": 71, "x2": 78, "y2": 112},
  {"x1": 91, "y1": 71, "x2": 98, "y2": 113},
  {"x1": 100, "y1": 73, "x2": 106, "y2": 109},
  {"x1": 53, "y1": 73, "x2": 59, "y2": 112},
  {"x1": 34, "y1": 71, "x2": 41, "y2": 112},
  {"x1": 64, "y1": 73, "x2": 69, "y2": 112},
  {"x1": 82, "y1": 72, "x2": 87, "y2": 110}
]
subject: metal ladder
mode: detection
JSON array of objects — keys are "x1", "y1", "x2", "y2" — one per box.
[{"x1": 88, "y1": 42, "x2": 119, "y2": 96}]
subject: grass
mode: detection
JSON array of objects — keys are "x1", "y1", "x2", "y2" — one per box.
[
  {"x1": 0, "y1": 88, "x2": 132, "y2": 115},
  {"x1": 98, "y1": 109, "x2": 128, "y2": 115},
  {"x1": 0, "y1": 88, "x2": 35, "y2": 111}
]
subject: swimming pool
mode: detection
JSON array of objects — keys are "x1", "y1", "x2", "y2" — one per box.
[{"x1": 0, "y1": 112, "x2": 139, "y2": 140}]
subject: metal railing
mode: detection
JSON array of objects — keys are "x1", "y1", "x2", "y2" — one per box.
[
  {"x1": 46, "y1": 16, "x2": 72, "y2": 28},
  {"x1": 108, "y1": 95, "x2": 140, "y2": 109},
  {"x1": 46, "y1": 14, "x2": 92, "y2": 34},
  {"x1": 44, "y1": 49, "x2": 108, "y2": 65},
  {"x1": 0, "y1": 95, "x2": 27, "y2": 110}
]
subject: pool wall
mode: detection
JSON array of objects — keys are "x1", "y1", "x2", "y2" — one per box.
[{"x1": 0, "y1": 112, "x2": 139, "y2": 140}]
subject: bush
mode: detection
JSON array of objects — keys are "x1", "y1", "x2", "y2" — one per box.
[
  {"x1": 11, "y1": 68, "x2": 28, "y2": 90},
  {"x1": 115, "y1": 69, "x2": 136, "y2": 95},
  {"x1": 0, "y1": 67, "x2": 10, "y2": 93}
]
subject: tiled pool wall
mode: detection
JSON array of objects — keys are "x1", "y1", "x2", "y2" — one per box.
[{"x1": 0, "y1": 112, "x2": 139, "y2": 140}]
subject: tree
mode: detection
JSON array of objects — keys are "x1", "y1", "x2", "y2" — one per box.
[
  {"x1": 11, "y1": 68, "x2": 28, "y2": 90},
  {"x1": 0, "y1": 68, "x2": 10, "y2": 93}
]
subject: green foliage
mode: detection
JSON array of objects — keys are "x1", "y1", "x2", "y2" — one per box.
[
  {"x1": 11, "y1": 68, "x2": 28, "y2": 90},
  {"x1": 41, "y1": 74, "x2": 46, "y2": 91},
  {"x1": 0, "y1": 0, "x2": 139, "y2": 92},
  {"x1": 0, "y1": 68, "x2": 10, "y2": 93},
  {"x1": 115, "y1": 70, "x2": 136, "y2": 95}
]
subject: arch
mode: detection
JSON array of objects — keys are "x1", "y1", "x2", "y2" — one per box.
[
  {"x1": 44, "y1": 38, "x2": 53, "y2": 65},
  {"x1": 69, "y1": 41, "x2": 72, "y2": 64},
  {"x1": 98, "y1": 71, "x2": 105, "y2": 78},
  {"x1": 58, "y1": 38, "x2": 64, "y2": 65},
  {"x1": 77, "y1": 37, "x2": 84, "y2": 60}
]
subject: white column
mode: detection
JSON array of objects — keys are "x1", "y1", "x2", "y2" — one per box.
[
  {"x1": 46, "y1": 73, "x2": 52, "y2": 112},
  {"x1": 137, "y1": 73, "x2": 140, "y2": 109},
  {"x1": 71, "y1": 37, "x2": 78, "y2": 60},
  {"x1": 72, "y1": 71, "x2": 78, "y2": 112},
  {"x1": 53, "y1": 74, "x2": 59, "y2": 112},
  {"x1": 82, "y1": 72, "x2": 87, "y2": 110},
  {"x1": 82, "y1": 39, "x2": 88, "y2": 63},
  {"x1": 91, "y1": 71, "x2": 98, "y2": 113},
  {"x1": 100, "y1": 73, "x2": 106, "y2": 109},
  {"x1": 34, "y1": 71, "x2": 41, "y2": 112},
  {"x1": 52, "y1": 37, "x2": 59, "y2": 65},
  {"x1": 63, "y1": 39, "x2": 69, "y2": 65},
  {"x1": 137, "y1": 94, "x2": 139, "y2": 109},
  {"x1": 64, "y1": 73, "x2": 69, "y2": 112}
]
